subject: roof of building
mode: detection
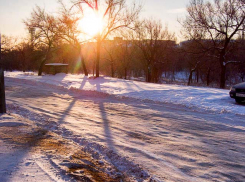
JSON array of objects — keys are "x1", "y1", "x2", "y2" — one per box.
[{"x1": 45, "y1": 63, "x2": 68, "y2": 66}]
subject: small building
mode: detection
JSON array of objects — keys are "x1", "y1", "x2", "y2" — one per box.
[{"x1": 44, "y1": 63, "x2": 68, "y2": 75}]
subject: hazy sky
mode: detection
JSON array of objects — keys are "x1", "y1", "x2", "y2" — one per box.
[{"x1": 0, "y1": 0, "x2": 190, "y2": 39}]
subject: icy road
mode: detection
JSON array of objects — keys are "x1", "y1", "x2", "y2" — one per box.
[{"x1": 4, "y1": 77, "x2": 245, "y2": 182}]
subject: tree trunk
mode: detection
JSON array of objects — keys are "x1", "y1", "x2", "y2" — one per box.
[
  {"x1": 38, "y1": 47, "x2": 51, "y2": 76},
  {"x1": 151, "y1": 66, "x2": 159, "y2": 83},
  {"x1": 38, "y1": 58, "x2": 47, "y2": 76},
  {"x1": 172, "y1": 70, "x2": 175, "y2": 81},
  {"x1": 188, "y1": 70, "x2": 194, "y2": 86},
  {"x1": 146, "y1": 66, "x2": 151, "y2": 82},
  {"x1": 111, "y1": 61, "x2": 114, "y2": 78},
  {"x1": 0, "y1": 69, "x2": 6, "y2": 113},
  {"x1": 151, "y1": 67, "x2": 156, "y2": 83},
  {"x1": 22, "y1": 58, "x2": 26, "y2": 73},
  {"x1": 81, "y1": 56, "x2": 88, "y2": 76},
  {"x1": 96, "y1": 36, "x2": 101, "y2": 78},
  {"x1": 196, "y1": 69, "x2": 199, "y2": 83},
  {"x1": 22, "y1": 54, "x2": 26, "y2": 72},
  {"x1": 206, "y1": 67, "x2": 211, "y2": 86},
  {"x1": 219, "y1": 43, "x2": 229, "y2": 88},
  {"x1": 220, "y1": 65, "x2": 226, "y2": 89},
  {"x1": 124, "y1": 68, "x2": 127, "y2": 79}
]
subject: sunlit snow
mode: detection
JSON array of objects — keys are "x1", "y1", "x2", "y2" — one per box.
[{"x1": 5, "y1": 71, "x2": 244, "y2": 115}]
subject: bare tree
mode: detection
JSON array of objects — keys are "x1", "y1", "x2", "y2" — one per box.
[
  {"x1": 134, "y1": 19, "x2": 176, "y2": 83},
  {"x1": 57, "y1": 1, "x2": 89, "y2": 76},
  {"x1": 0, "y1": 35, "x2": 21, "y2": 71},
  {"x1": 24, "y1": 6, "x2": 59, "y2": 76},
  {"x1": 181, "y1": 0, "x2": 245, "y2": 88},
  {"x1": 72, "y1": 0, "x2": 142, "y2": 78},
  {"x1": 15, "y1": 38, "x2": 35, "y2": 72},
  {"x1": 179, "y1": 39, "x2": 216, "y2": 86},
  {"x1": 0, "y1": 35, "x2": 19, "y2": 54},
  {"x1": 115, "y1": 39, "x2": 136, "y2": 79},
  {"x1": 102, "y1": 41, "x2": 117, "y2": 77}
]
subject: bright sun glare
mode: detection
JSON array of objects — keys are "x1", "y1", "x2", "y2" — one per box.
[{"x1": 78, "y1": 13, "x2": 103, "y2": 37}]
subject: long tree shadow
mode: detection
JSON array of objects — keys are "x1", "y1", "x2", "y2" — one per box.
[
  {"x1": 124, "y1": 79, "x2": 143, "y2": 91},
  {"x1": 58, "y1": 76, "x2": 117, "y2": 152},
  {"x1": 96, "y1": 82, "x2": 117, "y2": 152},
  {"x1": 58, "y1": 77, "x2": 88, "y2": 124}
]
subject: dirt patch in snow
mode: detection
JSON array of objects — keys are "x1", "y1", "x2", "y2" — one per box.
[
  {"x1": 34, "y1": 133, "x2": 124, "y2": 182},
  {"x1": 0, "y1": 115, "x2": 126, "y2": 182},
  {"x1": 0, "y1": 122, "x2": 46, "y2": 147},
  {"x1": 5, "y1": 102, "x2": 153, "y2": 182},
  {"x1": 0, "y1": 113, "x2": 153, "y2": 181}
]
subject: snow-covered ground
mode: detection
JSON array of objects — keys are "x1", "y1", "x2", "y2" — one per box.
[
  {"x1": 3, "y1": 75, "x2": 245, "y2": 181},
  {"x1": 0, "y1": 114, "x2": 67, "y2": 182},
  {"x1": 5, "y1": 71, "x2": 245, "y2": 116},
  {"x1": 0, "y1": 113, "x2": 150, "y2": 182}
]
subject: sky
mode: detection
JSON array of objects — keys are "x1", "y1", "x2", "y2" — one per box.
[{"x1": 0, "y1": 0, "x2": 190, "y2": 40}]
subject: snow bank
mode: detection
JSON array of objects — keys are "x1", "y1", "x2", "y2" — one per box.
[{"x1": 5, "y1": 71, "x2": 245, "y2": 115}]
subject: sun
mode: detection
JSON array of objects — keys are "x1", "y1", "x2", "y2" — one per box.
[{"x1": 78, "y1": 13, "x2": 103, "y2": 37}]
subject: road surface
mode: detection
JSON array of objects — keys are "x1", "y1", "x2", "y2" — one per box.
[{"x1": 5, "y1": 77, "x2": 245, "y2": 182}]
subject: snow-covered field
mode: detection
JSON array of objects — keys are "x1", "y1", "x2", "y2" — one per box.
[{"x1": 5, "y1": 71, "x2": 245, "y2": 116}]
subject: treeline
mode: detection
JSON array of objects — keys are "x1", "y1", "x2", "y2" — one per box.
[{"x1": 1, "y1": 0, "x2": 245, "y2": 88}]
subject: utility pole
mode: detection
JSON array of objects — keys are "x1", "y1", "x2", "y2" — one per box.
[{"x1": 0, "y1": 33, "x2": 6, "y2": 113}]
